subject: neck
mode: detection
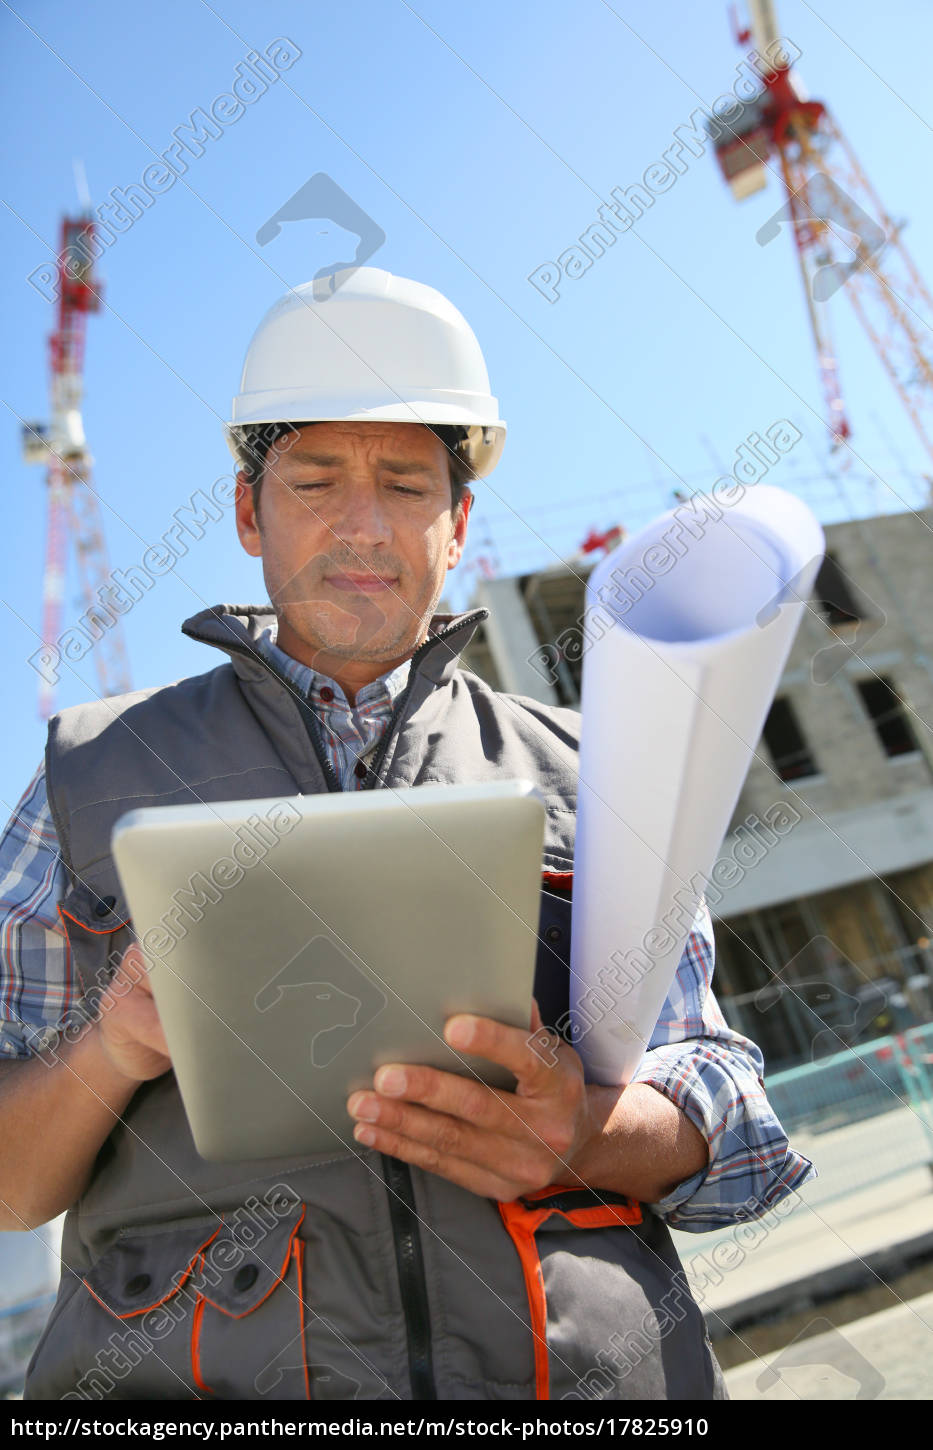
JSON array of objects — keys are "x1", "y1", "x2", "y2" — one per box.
[{"x1": 274, "y1": 619, "x2": 428, "y2": 705}]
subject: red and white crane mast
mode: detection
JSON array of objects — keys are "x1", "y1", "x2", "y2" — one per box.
[
  {"x1": 713, "y1": 0, "x2": 933, "y2": 463},
  {"x1": 23, "y1": 214, "x2": 131, "y2": 718}
]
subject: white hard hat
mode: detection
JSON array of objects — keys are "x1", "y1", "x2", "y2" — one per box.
[{"x1": 227, "y1": 267, "x2": 506, "y2": 477}]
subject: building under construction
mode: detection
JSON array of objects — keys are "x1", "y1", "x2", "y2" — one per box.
[{"x1": 460, "y1": 505, "x2": 933, "y2": 1070}]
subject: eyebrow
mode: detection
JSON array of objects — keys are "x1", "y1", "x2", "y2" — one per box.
[{"x1": 286, "y1": 450, "x2": 439, "y2": 477}]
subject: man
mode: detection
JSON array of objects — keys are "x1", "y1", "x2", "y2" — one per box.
[{"x1": 0, "y1": 268, "x2": 811, "y2": 1400}]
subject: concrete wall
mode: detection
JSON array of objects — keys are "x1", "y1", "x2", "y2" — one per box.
[
  {"x1": 733, "y1": 508, "x2": 933, "y2": 829},
  {"x1": 463, "y1": 507, "x2": 933, "y2": 913}
]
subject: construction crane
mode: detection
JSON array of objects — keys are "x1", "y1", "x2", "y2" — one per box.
[
  {"x1": 710, "y1": 0, "x2": 933, "y2": 464},
  {"x1": 22, "y1": 209, "x2": 131, "y2": 719}
]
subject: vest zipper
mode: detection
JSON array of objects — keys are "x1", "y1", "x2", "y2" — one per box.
[
  {"x1": 214, "y1": 614, "x2": 486, "y2": 800},
  {"x1": 279, "y1": 643, "x2": 440, "y2": 1397},
  {"x1": 214, "y1": 613, "x2": 485, "y2": 1402},
  {"x1": 360, "y1": 617, "x2": 483, "y2": 1402},
  {"x1": 294, "y1": 693, "x2": 342, "y2": 794},
  {"x1": 362, "y1": 612, "x2": 486, "y2": 793},
  {"x1": 381, "y1": 1155, "x2": 437, "y2": 1400}
]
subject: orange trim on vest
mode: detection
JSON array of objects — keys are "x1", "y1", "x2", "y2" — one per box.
[
  {"x1": 81, "y1": 1222, "x2": 222, "y2": 1321},
  {"x1": 191, "y1": 1271, "x2": 211, "y2": 1396},
  {"x1": 202, "y1": 1207, "x2": 307, "y2": 1321},
  {"x1": 497, "y1": 1200, "x2": 550, "y2": 1400},
  {"x1": 541, "y1": 871, "x2": 573, "y2": 893},
  {"x1": 498, "y1": 1188, "x2": 643, "y2": 1400},
  {"x1": 293, "y1": 1237, "x2": 311, "y2": 1401},
  {"x1": 517, "y1": 1185, "x2": 643, "y2": 1230},
  {"x1": 58, "y1": 904, "x2": 129, "y2": 935},
  {"x1": 550, "y1": 1202, "x2": 643, "y2": 1230}
]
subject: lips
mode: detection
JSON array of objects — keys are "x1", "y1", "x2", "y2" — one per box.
[{"x1": 325, "y1": 573, "x2": 397, "y2": 593}]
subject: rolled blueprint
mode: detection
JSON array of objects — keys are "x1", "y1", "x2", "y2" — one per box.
[{"x1": 570, "y1": 484, "x2": 824, "y2": 1085}]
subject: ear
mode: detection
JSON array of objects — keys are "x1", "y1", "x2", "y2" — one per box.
[
  {"x1": 235, "y1": 473, "x2": 263, "y2": 558},
  {"x1": 446, "y1": 490, "x2": 472, "y2": 571}
]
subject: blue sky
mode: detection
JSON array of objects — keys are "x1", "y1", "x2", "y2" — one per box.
[{"x1": 1, "y1": 0, "x2": 932, "y2": 810}]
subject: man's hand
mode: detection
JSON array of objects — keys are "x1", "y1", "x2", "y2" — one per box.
[
  {"x1": 0, "y1": 942, "x2": 175, "y2": 1231},
  {"x1": 94, "y1": 944, "x2": 172, "y2": 1085},
  {"x1": 346, "y1": 1001, "x2": 596, "y2": 1201}
]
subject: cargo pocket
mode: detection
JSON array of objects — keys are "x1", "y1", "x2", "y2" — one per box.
[
  {"x1": 498, "y1": 1186, "x2": 642, "y2": 1400},
  {"x1": 75, "y1": 1216, "x2": 224, "y2": 1398},
  {"x1": 73, "y1": 1200, "x2": 310, "y2": 1400},
  {"x1": 57, "y1": 875, "x2": 133, "y2": 1009},
  {"x1": 188, "y1": 1202, "x2": 311, "y2": 1400},
  {"x1": 498, "y1": 1186, "x2": 721, "y2": 1402}
]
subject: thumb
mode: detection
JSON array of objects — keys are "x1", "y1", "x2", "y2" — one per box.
[
  {"x1": 529, "y1": 997, "x2": 543, "y2": 1034},
  {"x1": 118, "y1": 943, "x2": 152, "y2": 993}
]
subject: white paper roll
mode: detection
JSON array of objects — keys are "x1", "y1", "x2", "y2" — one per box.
[{"x1": 570, "y1": 484, "x2": 825, "y2": 1085}]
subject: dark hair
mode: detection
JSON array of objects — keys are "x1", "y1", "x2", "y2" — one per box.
[{"x1": 232, "y1": 422, "x2": 473, "y2": 519}]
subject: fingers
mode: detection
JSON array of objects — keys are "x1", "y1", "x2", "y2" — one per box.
[
  {"x1": 363, "y1": 1123, "x2": 525, "y2": 1202},
  {"x1": 116, "y1": 944, "x2": 153, "y2": 995},
  {"x1": 351, "y1": 1094, "x2": 510, "y2": 1167},
  {"x1": 342, "y1": 1010, "x2": 590, "y2": 1199},
  {"x1": 97, "y1": 943, "x2": 172, "y2": 1075},
  {"x1": 347, "y1": 1060, "x2": 582, "y2": 1169},
  {"x1": 134, "y1": 999, "x2": 170, "y2": 1058},
  {"x1": 443, "y1": 1012, "x2": 566, "y2": 1093},
  {"x1": 108, "y1": 983, "x2": 168, "y2": 1051},
  {"x1": 358, "y1": 1063, "x2": 510, "y2": 1133},
  {"x1": 348, "y1": 1100, "x2": 547, "y2": 1202}
]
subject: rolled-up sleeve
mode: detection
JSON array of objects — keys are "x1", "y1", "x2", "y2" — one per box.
[
  {"x1": 0, "y1": 764, "x2": 71, "y2": 1059},
  {"x1": 631, "y1": 899, "x2": 815, "y2": 1232}
]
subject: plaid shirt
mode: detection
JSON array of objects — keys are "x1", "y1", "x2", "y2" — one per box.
[{"x1": 0, "y1": 627, "x2": 813, "y2": 1230}]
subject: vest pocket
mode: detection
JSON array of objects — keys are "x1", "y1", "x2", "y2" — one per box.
[
  {"x1": 82, "y1": 1217, "x2": 221, "y2": 1318},
  {"x1": 59, "y1": 876, "x2": 131, "y2": 935},
  {"x1": 57, "y1": 877, "x2": 133, "y2": 1010},
  {"x1": 497, "y1": 1187, "x2": 642, "y2": 1400},
  {"x1": 59, "y1": 1201, "x2": 316, "y2": 1400},
  {"x1": 497, "y1": 1187, "x2": 722, "y2": 1402}
]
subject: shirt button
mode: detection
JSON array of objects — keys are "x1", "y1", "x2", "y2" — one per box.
[
  {"x1": 544, "y1": 925, "x2": 563, "y2": 944},
  {"x1": 125, "y1": 1273, "x2": 152, "y2": 1297},
  {"x1": 354, "y1": 761, "x2": 367, "y2": 780},
  {"x1": 318, "y1": 686, "x2": 334, "y2": 703},
  {"x1": 94, "y1": 895, "x2": 116, "y2": 919}
]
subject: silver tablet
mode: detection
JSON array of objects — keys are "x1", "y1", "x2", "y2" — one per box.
[{"x1": 111, "y1": 780, "x2": 546, "y2": 1161}]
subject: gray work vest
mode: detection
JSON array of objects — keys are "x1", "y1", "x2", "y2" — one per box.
[{"x1": 25, "y1": 605, "x2": 725, "y2": 1402}]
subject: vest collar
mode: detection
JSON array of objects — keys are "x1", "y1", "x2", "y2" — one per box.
[{"x1": 180, "y1": 604, "x2": 489, "y2": 692}]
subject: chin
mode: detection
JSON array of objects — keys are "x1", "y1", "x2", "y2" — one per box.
[{"x1": 282, "y1": 597, "x2": 393, "y2": 652}]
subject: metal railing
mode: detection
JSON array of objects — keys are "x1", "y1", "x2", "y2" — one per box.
[{"x1": 765, "y1": 1022, "x2": 933, "y2": 1137}]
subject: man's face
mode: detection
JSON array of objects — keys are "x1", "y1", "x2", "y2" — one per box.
[{"x1": 235, "y1": 421, "x2": 470, "y2": 674}]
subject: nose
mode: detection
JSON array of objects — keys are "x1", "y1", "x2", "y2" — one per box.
[{"x1": 332, "y1": 480, "x2": 393, "y2": 552}]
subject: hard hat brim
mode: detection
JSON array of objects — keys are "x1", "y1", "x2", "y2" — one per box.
[{"x1": 226, "y1": 405, "x2": 506, "y2": 478}]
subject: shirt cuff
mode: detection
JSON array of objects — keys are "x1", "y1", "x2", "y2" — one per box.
[{"x1": 632, "y1": 1043, "x2": 817, "y2": 1231}]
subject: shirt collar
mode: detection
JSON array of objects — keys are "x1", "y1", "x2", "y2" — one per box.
[
  {"x1": 180, "y1": 604, "x2": 489, "y2": 694},
  {"x1": 253, "y1": 618, "x2": 411, "y2": 709}
]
